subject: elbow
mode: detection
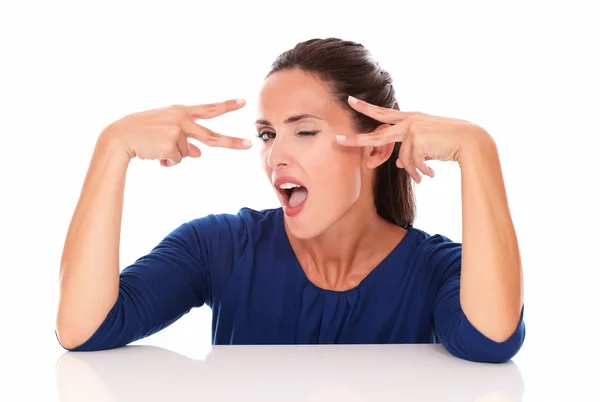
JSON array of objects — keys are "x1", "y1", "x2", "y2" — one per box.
[
  {"x1": 55, "y1": 315, "x2": 93, "y2": 350},
  {"x1": 55, "y1": 326, "x2": 86, "y2": 350},
  {"x1": 55, "y1": 305, "x2": 97, "y2": 350},
  {"x1": 55, "y1": 295, "x2": 126, "y2": 352},
  {"x1": 443, "y1": 335, "x2": 525, "y2": 364},
  {"x1": 55, "y1": 289, "x2": 120, "y2": 351},
  {"x1": 440, "y1": 307, "x2": 526, "y2": 363},
  {"x1": 475, "y1": 314, "x2": 523, "y2": 344}
]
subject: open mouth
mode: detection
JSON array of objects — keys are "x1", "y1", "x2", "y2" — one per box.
[
  {"x1": 274, "y1": 179, "x2": 309, "y2": 212},
  {"x1": 280, "y1": 184, "x2": 308, "y2": 208}
]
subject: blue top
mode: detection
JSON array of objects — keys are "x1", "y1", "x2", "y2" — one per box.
[{"x1": 63, "y1": 207, "x2": 525, "y2": 363}]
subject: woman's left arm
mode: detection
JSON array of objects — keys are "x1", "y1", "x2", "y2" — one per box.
[
  {"x1": 338, "y1": 96, "x2": 524, "y2": 343},
  {"x1": 457, "y1": 133, "x2": 523, "y2": 342}
]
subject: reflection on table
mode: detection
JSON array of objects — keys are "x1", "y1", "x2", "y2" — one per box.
[{"x1": 56, "y1": 344, "x2": 524, "y2": 402}]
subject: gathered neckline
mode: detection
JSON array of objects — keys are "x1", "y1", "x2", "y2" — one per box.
[{"x1": 274, "y1": 208, "x2": 416, "y2": 295}]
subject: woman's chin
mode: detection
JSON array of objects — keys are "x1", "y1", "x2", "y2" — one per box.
[
  {"x1": 282, "y1": 197, "x2": 359, "y2": 241},
  {"x1": 284, "y1": 210, "x2": 316, "y2": 239},
  {"x1": 284, "y1": 210, "x2": 333, "y2": 241},
  {"x1": 285, "y1": 221, "x2": 320, "y2": 240}
]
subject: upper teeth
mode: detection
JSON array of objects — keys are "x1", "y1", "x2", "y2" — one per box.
[{"x1": 279, "y1": 182, "x2": 301, "y2": 189}]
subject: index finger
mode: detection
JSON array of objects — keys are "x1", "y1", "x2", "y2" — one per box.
[
  {"x1": 180, "y1": 119, "x2": 252, "y2": 150},
  {"x1": 336, "y1": 124, "x2": 406, "y2": 147},
  {"x1": 185, "y1": 98, "x2": 246, "y2": 119},
  {"x1": 347, "y1": 96, "x2": 415, "y2": 124}
]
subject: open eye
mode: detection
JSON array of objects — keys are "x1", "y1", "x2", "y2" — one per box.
[{"x1": 257, "y1": 131, "x2": 276, "y2": 142}]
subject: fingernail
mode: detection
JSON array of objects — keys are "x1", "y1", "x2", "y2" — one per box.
[
  {"x1": 242, "y1": 139, "x2": 252, "y2": 147},
  {"x1": 348, "y1": 96, "x2": 358, "y2": 104},
  {"x1": 336, "y1": 135, "x2": 347, "y2": 141},
  {"x1": 236, "y1": 98, "x2": 246, "y2": 104}
]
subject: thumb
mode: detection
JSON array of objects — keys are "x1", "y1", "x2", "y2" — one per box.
[{"x1": 188, "y1": 142, "x2": 201, "y2": 158}]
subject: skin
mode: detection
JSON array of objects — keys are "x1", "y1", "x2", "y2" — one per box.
[
  {"x1": 256, "y1": 69, "x2": 407, "y2": 292},
  {"x1": 56, "y1": 100, "x2": 251, "y2": 349},
  {"x1": 338, "y1": 97, "x2": 524, "y2": 343}
]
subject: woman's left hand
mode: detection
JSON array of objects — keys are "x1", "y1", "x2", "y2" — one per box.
[{"x1": 336, "y1": 96, "x2": 493, "y2": 183}]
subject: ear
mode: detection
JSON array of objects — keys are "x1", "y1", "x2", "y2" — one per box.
[{"x1": 362, "y1": 124, "x2": 395, "y2": 169}]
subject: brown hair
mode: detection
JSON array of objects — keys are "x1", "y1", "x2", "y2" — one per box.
[{"x1": 267, "y1": 38, "x2": 416, "y2": 228}]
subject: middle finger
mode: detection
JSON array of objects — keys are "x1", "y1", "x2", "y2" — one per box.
[{"x1": 180, "y1": 119, "x2": 252, "y2": 150}]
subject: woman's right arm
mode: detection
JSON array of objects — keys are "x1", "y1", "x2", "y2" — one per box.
[
  {"x1": 56, "y1": 100, "x2": 251, "y2": 350},
  {"x1": 56, "y1": 133, "x2": 130, "y2": 349}
]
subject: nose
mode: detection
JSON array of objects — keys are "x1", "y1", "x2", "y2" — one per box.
[{"x1": 266, "y1": 137, "x2": 292, "y2": 169}]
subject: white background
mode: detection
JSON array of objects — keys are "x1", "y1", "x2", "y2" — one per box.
[{"x1": 1, "y1": 0, "x2": 599, "y2": 400}]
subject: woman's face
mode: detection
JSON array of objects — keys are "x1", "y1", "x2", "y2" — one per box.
[{"x1": 256, "y1": 69, "x2": 388, "y2": 239}]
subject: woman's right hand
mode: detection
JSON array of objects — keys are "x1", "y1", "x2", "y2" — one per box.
[
  {"x1": 101, "y1": 98, "x2": 252, "y2": 167},
  {"x1": 57, "y1": 98, "x2": 252, "y2": 349}
]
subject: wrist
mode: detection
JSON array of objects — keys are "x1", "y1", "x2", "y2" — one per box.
[
  {"x1": 95, "y1": 127, "x2": 132, "y2": 168},
  {"x1": 457, "y1": 128, "x2": 498, "y2": 168}
]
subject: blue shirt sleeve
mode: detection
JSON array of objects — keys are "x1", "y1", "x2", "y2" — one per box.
[
  {"x1": 418, "y1": 233, "x2": 526, "y2": 363},
  {"x1": 61, "y1": 213, "x2": 243, "y2": 352}
]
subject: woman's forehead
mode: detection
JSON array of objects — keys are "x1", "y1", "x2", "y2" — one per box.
[{"x1": 257, "y1": 70, "x2": 340, "y2": 124}]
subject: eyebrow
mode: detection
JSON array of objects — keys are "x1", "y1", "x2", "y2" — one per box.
[{"x1": 255, "y1": 114, "x2": 324, "y2": 125}]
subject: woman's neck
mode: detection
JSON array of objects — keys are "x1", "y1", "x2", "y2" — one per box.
[{"x1": 285, "y1": 200, "x2": 407, "y2": 291}]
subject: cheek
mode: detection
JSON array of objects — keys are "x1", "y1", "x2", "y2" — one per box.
[{"x1": 313, "y1": 148, "x2": 362, "y2": 202}]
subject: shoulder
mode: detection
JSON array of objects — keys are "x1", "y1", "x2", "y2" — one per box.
[
  {"x1": 180, "y1": 207, "x2": 284, "y2": 299},
  {"x1": 408, "y1": 227, "x2": 462, "y2": 263},
  {"x1": 180, "y1": 206, "x2": 283, "y2": 257},
  {"x1": 185, "y1": 207, "x2": 282, "y2": 237},
  {"x1": 404, "y1": 227, "x2": 463, "y2": 285}
]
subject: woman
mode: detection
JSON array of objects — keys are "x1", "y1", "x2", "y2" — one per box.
[{"x1": 56, "y1": 38, "x2": 525, "y2": 363}]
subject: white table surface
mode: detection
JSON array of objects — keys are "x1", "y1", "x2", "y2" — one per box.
[{"x1": 54, "y1": 344, "x2": 526, "y2": 401}]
